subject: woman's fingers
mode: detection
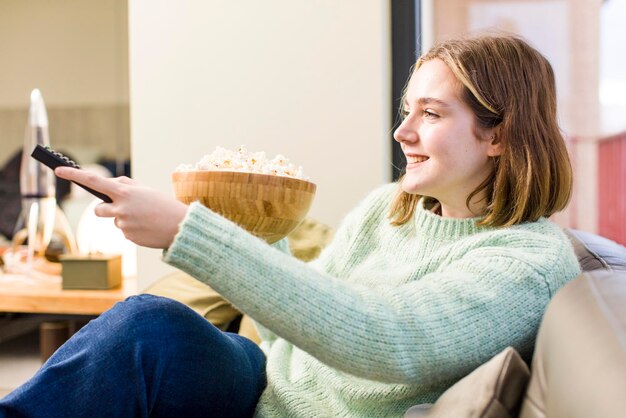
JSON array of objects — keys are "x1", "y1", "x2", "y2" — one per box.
[
  {"x1": 57, "y1": 166, "x2": 187, "y2": 249},
  {"x1": 94, "y1": 202, "x2": 116, "y2": 218},
  {"x1": 55, "y1": 167, "x2": 119, "y2": 197}
]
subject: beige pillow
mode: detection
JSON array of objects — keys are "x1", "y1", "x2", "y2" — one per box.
[
  {"x1": 405, "y1": 347, "x2": 530, "y2": 418},
  {"x1": 144, "y1": 271, "x2": 241, "y2": 330}
]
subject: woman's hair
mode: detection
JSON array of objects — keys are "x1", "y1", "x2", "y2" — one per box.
[{"x1": 389, "y1": 35, "x2": 573, "y2": 227}]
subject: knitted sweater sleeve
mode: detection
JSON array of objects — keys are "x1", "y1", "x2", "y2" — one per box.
[{"x1": 163, "y1": 189, "x2": 579, "y2": 385}]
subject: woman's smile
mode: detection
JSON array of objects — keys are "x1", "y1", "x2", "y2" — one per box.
[{"x1": 405, "y1": 154, "x2": 429, "y2": 165}]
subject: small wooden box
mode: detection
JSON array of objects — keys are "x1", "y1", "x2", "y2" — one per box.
[{"x1": 60, "y1": 254, "x2": 122, "y2": 290}]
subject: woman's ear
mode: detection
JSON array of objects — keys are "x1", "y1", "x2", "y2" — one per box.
[{"x1": 486, "y1": 130, "x2": 503, "y2": 157}]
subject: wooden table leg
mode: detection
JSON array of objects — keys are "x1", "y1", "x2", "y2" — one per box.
[{"x1": 39, "y1": 321, "x2": 70, "y2": 363}]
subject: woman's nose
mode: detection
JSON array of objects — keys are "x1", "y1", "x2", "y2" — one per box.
[{"x1": 393, "y1": 118, "x2": 418, "y2": 144}]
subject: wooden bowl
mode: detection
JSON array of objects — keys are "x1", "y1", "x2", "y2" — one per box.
[{"x1": 171, "y1": 171, "x2": 316, "y2": 243}]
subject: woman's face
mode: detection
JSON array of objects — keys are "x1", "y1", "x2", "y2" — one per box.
[{"x1": 393, "y1": 58, "x2": 501, "y2": 218}]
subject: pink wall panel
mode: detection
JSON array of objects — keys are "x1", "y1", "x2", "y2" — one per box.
[{"x1": 598, "y1": 132, "x2": 626, "y2": 246}]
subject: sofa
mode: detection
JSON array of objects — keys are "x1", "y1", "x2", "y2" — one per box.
[{"x1": 146, "y1": 224, "x2": 626, "y2": 418}]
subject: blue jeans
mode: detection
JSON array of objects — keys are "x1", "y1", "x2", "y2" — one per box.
[{"x1": 0, "y1": 295, "x2": 267, "y2": 418}]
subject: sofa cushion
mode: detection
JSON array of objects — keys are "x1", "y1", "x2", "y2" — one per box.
[
  {"x1": 565, "y1": 229, "x2": 626, "y2": 272},
  {"x1": 519, "y1": 270, "x2": 626, "y2": 418},
  {"x1": 405, "y1": 347, "x2": 530, "y2": 418}
]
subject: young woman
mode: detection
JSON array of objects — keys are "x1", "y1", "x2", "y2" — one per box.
[{"x1": 0, "y1": 35, "x2": 580, "y2": 417}]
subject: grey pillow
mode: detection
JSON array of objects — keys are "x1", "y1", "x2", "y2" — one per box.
[{"x1": 405, "y1": 347, "x2": 530, "y2": 418}]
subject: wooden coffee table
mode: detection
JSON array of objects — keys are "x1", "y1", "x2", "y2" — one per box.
[
  {"x1": 0, "y1": 273, "x2": 138, "y2": 361},
  {"x1": 0, "y1": 273, "x2": 137, "y2": 315}
]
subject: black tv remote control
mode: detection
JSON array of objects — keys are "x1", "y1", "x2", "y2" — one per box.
[{"x1": 31, "y1": 144, "x2": 113, "y2": 203}]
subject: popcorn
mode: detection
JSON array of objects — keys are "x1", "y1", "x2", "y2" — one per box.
[{"x1": 175, "y1": 145, "x2": 308, "y2": 180}]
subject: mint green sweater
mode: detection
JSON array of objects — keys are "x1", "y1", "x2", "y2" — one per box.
[{"x1": 163, "y1": 183, "x2": 580, "y2": 417}]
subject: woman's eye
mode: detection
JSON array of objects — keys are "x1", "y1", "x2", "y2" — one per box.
[
  {"x1": 400, "y1": 108, "x2": 439, "y2": 120},
  {"x1": 423, "y1": 110, "x2": 439, "y2": 119}
]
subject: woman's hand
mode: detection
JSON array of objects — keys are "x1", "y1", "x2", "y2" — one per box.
[{"x1": 55, "y1": 167, "x2": 188, "y2": 249}]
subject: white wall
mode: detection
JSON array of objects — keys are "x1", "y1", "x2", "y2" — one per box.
[
  {"x1": 600, "y1": 0, "x2": 626, "y2": 135},
  {"x1": 0, "y1": 0, "x2": 128, "y2": 107},
  {"x1": 129, "y1": 0, "x2": 392, "y2": 289}
]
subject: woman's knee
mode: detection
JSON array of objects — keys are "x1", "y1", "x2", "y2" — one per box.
[
  {"x1": 117, "y1": 294, "x2": 195, "y2": 319},
  {"x1": 97, "y1": 294, "x2": 210, "y2": 342}
]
